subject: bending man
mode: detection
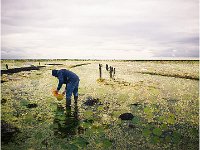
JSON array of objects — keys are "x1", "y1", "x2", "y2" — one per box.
[{"x1": 52, "y1": 69, "x2": 80, "y2": 108}]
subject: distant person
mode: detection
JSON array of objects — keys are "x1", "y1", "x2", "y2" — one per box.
[{"x1": 52, "y1": 69, "x2": 80, "y2": 109}]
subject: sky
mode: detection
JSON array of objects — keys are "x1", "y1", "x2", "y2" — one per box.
[{"x1": 1, "y1": 0, "x2": 199, "y2": 60}]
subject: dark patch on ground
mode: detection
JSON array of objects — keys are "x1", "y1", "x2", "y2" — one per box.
[
  {"x1": 1, "y1": 120, "x2": 19, "y2": 144},
  {"x1": 27, "y1": 103, "x2": 38, "y2": 108},
  {"x1": 128, "y1": 124, "x2": 136, "y2": 128},
  {"x1": 69, "y1": 63, "x2": 91, "y2": 68},
  {"x1": 1, "y1": 66, "x2": 45, "y2": 75},
  {"x1": 119, "y1": 113, "x2": 134, "y2": 120},
  {"x1": 1, "y1": 80, "x2": 8, "y2": 83},
  {"x1": 84, "y1": 97, "x2": 100, "y2": 106},
  {"x1": 45, "y1": 64, "x2": 63, "y2": 65},
  {"x1": 1, "y1": 98, "x2": 7, "y2": 104},
  {"x1": 138, "y1": 71, "x2": 199, "y2": 80},
  {"x1": 131, "y1": 103, "x2": 141, "y2": 107}
]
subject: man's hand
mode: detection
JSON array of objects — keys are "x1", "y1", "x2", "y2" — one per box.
[
  {"x1": 55, "y1": 90, "x2": 59, "y2": 94},
  {"x1": 52, "y1": 90, "x2": 59, "y2": 96}
]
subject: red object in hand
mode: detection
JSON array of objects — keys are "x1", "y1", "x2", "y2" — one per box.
[{"x1": 52, "y1": 90, "x2": 58, "y2": 96}]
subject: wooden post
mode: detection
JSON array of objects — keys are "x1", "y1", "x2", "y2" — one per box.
[
  {"x1": 109, "y1": 66, "x2": 113, "y2": 79},
  {"x1": 99, "y1": 64, "x2": 102, "y2": 79},
  {"x1": 106, "y1": 64, "x2": 108, "y2": 71},
  {"x1": 113, "y1": 68, "x2": 115, "y2": 76},
  {"x1": 6, "y1": 64, "x2": 8, "y2": 70},
  {"x1": 39, "y1": 62, "x2": 40, "y2": 66}
]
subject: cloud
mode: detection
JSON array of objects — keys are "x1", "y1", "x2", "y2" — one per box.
[{"x1": 1, "y1": 0, "x2": 199, "y2": 59}]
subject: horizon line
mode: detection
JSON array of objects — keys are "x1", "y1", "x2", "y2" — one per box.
[{"x1": 1, "y1": 58, "x2": 199, "y2": 61}]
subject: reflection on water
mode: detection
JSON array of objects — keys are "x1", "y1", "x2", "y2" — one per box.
[{"x1": 53, "y1": 103, "x2": 79, "y2": 138}]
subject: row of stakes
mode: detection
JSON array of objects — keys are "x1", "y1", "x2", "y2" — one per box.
[
  {"x1": 5, "y1": 63, "x2": 115, "y2": 80},
  {"x1": 99, "y1": 64, "x2": 116, "y2": 79}
]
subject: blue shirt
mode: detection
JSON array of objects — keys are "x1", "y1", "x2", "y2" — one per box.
[{"x1": 57, "y1": 69, "x2": 79, "y2": 91}]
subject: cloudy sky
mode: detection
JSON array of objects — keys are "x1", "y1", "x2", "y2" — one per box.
[{"x1": 1, "y1": 0, "x2": 199, "y2": 59}]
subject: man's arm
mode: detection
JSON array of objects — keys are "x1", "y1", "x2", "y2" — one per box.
[{"x1": 57, "y1": 71, "x2": 64, "y2": 91}]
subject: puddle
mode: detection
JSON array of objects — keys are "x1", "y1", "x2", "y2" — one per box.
[{"x1": 53, "y1": 104, "x2": 79, "y2": 138}]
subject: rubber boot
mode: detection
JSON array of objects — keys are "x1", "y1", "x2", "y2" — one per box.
[
  {"x1": 74, "y1": 96, "x2": 78, "y2": 104},
  {"x1": 66, "y1": 98, "x2": 71, "y2": 106},
  {"x1": 66, "y1": 98, "x2": 71, "y2": 116},
  {"x1": 66, "y1": 98, "x2": 71, "y2": 109}
]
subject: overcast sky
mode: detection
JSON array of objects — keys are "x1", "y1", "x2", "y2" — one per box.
[{"x1": 1, "y1": 0, "x2": 199, "y2": 59}]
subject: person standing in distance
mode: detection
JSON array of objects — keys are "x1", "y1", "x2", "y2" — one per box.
[{"x1": 52, "y1": 69, "x2": 80, "y2": 109}]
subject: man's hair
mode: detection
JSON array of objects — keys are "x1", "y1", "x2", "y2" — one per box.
[{"x1": 52, "y1": 70, "x2": 58, "y2": 77}]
